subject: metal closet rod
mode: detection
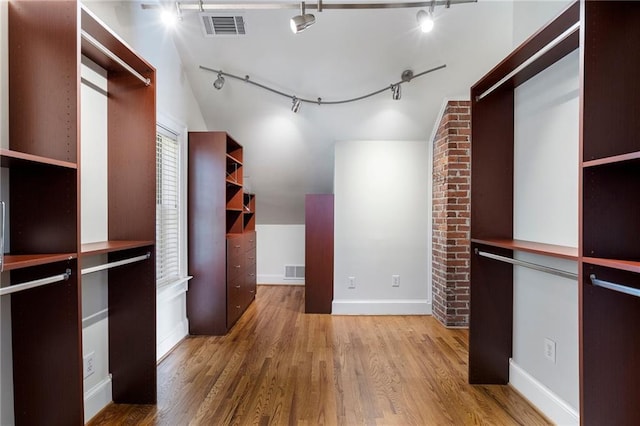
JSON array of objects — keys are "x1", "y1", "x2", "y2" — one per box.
[
  {"x1": 590, "y1": 274, "x2": 640, "y2": 299},
  {"x1": 474, "y1": 248, "x2": 577, "y2": 281},
  {"x1": 0, "y1": 269, "x2": 72, "y2": 297},
  {"x1": 143, "y1": 0, "x2": 476, "y2": 12},
  {"x1": 200, "y1": 64, "x2": 446, "y2": 105},
  {"x1": 475, "y1": 21, "x2": 580, "y2": 102},
  {"x1": 81, "y1": 31, "x2": 151, "y2": 87},
  {"x1": 81, "y1": 252, "x2": 151, "y2": 275}
]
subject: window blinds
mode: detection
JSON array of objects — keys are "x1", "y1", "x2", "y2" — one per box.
[{"x1": 156, "y1": 131, "x2": 180, "y2": 287}]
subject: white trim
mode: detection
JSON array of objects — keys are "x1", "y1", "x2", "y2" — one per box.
[
  {"x1": 157, "y1": 317, "x2": 189, "y2": 361},
  {"x1": 331, "y1": 299, "x2": 431, "y2": 315},
  {"x1": 258, "y1": 274, "x2": 304, "y2": 285},
  {"x1": 509, "y1": 359, "x2": 579, "y2": 425},
  {"x1": 157, "y1": 276, "x2": 191, "y2": 301},
  {"x1": 83, "y1": 375, "x2": 113, "y2": 423}
]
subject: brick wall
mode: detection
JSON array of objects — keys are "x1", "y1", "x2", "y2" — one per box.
[{"x1": 432, "y1": 100, "x2": 471, "y2": 327}]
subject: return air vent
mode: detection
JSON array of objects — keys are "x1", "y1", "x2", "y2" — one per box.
[
  {"x1": 200, "y1": 14, "x2": 246, "y2": 36},
  {"x1": 284, "y1": 265, "x2": 305, "y2": 280}
]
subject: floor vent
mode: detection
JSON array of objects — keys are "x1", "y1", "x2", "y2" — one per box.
[
  {"x1": 201, "y1": 14, "x2": 246, "y2": 36},
  {"x1": 284, "y1": 265, "x2": 305, "y2": 280}
]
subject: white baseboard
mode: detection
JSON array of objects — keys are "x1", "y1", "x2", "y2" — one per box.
[
  {"x1": 509, "y1": 359, "x2": 579, "y2": 425},
  {"x1": 157, "y1": 317, "x2": 189, "y2": 361},
  {"x1": 258, "y1": 274, "x2": 304, "y2": 286},
  {"x1": 84, "y1": 376, "x2": 112, "y2": 423},
  {"x1": 332, "y1": 299, "x2": 431, "y2": 315}
]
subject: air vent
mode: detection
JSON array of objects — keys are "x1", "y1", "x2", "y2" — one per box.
[
  {"x1": 284, "y1": 265, "x2": 305, "y2": 280},
  {"x1": 201, "y1": 14, "x2": 246, "y2": 36}
]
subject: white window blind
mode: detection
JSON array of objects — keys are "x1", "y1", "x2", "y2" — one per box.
[{"x1": 156, "y1": 130, "x2": 180, "y2": 287}]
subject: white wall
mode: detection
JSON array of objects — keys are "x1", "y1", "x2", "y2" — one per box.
[
  {"x1": 80, "y1": 58, "x2": 113, "y2": 421},
  {"x1": 512, "y1": 48, "x2": 580, "y2": 424},
  {"x1": 333, "y1": 140, "x2": 430, "y2": 315},
  {"x1": 256, "y1": 224, "x2": 305, "y2": 285},
  {"x1": 513, "y1": 0, "x2": 574, "y2": 46}
]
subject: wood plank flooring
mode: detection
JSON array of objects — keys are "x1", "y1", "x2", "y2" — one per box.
[{"x1": 88, "y1": 285, "x2": 550, "y2": 425}]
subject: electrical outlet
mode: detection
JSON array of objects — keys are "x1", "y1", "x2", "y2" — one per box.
[
  {"x1": 84, "y1": 352, "x2": 96, "y2": 379},
  {"x1": 392, "y1": 275, "x2": 400, "y2": 287},
  {"x1": 544, "y1": 338, "x2": 556, "y2": 364},
  {"x1": 348, "y1": 276, "x2": 356, "y2": 289}
]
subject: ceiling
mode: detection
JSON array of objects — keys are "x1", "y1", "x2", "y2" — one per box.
[{"x1": 113, "y1": 0, "x2": 520, "y2": 223}]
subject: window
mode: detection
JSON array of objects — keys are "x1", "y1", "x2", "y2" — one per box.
[{"x1": 156, "y1": 129, "x2": 180, "y2": 287}]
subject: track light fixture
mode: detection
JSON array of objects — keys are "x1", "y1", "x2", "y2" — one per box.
[
  {"x1": 416, "y1": 10, "x2": 434, "y2": 33},
  {"x1": 391, "y1": 84, "x2": 401, "y2": 100},
  {"x1": 291, "y1": 97, "x2": 302, "y2": 113},
  {"x1": 201, "y1": 64, "x2": 446, "y2": 112},
  {"x1": 417, "y1": 0, "x2": 436, "y2": 33},
  {"x1": 145, "y1": 1, "x2": 476, "y2": 33},
  {"x1": 213, "y1": 73, "x2": 225, "y2": 89},
  {"x1": 290, "y1": 2, "x2": 316, "y2": 34}
]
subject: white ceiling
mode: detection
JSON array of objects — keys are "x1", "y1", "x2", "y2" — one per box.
[{"x1": 155, "y1": 0, "x2": 520, "y2": 223}]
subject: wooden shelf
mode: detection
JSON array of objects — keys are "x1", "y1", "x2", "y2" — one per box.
[
  {"x1": 0, "y1": 148, "x2": 78, "y2": 169},
  {"x1": 471, "y1": 238, "x2": 578, "y2": 260},
  {"x1": 583, "y1": 151, "x2": 640, "y2": 168},
  {"x1": 226, "y1": 153, "x2": 243, "y2": 165},
  {"x1": 2, "y1": 253, "x2": 77, "y2": 271},
  {"x1": 583, "y1": 257, "x2": 640, "y2": 275},
  {"x1": 81, "y1": 240, "x2": 154, "y2": 256}
]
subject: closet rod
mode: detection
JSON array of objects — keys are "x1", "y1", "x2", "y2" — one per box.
[
  {"x1": 81, "y1": 252, "x2": 151, "y2": 275},
  {"x1": 81, "y1": 30, "x2": 151, "y2": 87},
  {"x1": 475, "y1": 248, "x2": 577, "y2": 280},
  {"x1": 475, "y1": 21, "x2": 579, "y2": 102},
  {"x1": 0, "y1": 268, "x2": 72, "y2": 296},
  {"x1": 590, "y1": 274, "x2": 640, "y2": 298}
]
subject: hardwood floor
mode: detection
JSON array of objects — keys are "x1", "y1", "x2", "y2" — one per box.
[{"x1": 88, "y1": 285, "x2": 550, "y2": 425}]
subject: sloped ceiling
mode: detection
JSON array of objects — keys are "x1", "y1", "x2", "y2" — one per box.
[{"x1": 112, "y1": 1, "x2": 520, "y2": 224}]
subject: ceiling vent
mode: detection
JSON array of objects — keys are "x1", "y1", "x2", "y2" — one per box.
[{"x1": 200, "y1": 14, "x2": 246, "y2": 36}]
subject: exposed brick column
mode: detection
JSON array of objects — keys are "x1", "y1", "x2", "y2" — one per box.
[{"x1": 432, "y1": 101, "x2": 471, "y2": 327}]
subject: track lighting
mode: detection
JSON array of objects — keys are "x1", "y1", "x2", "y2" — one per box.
[
  {"x1": 290, "y1": 2, "x2": 316, "y2": 33},
  {"x1": 202, "y1": 65, "x2": 447, "y2": 110},
  {"x1": 417, "y1": 9, "x2": 434, "y2": 33},
  {"x1": 213, "y1": 73, "x2": 225, "y2": 89},
  {"x1": 291, "y1": 97, "x2": 301, "y2": 113}
]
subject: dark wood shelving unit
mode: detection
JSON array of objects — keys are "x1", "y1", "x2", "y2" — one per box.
[
  {"x1": 579, "y1": 2, "x2": 640, "y2": 424},
  {"x1": 470, "y1": 1, "x2": 640, "y2": 424},
  {"x1": 3, "y1": 1, "x2": 157, "y2": 423},
  {"x1": 469, "y1": 0, "x2": 580, "y2": 386},
  {"x1": 188, "y1": 132, "x2": 257, "y2": 335}
]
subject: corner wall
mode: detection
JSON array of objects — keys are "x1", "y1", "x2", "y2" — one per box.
[{"x1": 431, "y1": 101, "x2": 471, "y2": 327}]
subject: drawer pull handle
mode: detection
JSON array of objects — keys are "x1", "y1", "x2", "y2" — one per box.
[
  {"x1": 236, "y1": 305, "x2": 241, "y2": 309},
  {"x1": 235, "y1": 265, "x2": 241, "y2": 269},
  {"x1": 235, "y1": 285, "x2": 241, "y2": 289}
]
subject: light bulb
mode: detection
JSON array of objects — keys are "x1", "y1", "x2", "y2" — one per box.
[{"x1": 417, "y1": 10, "x2": 434, "y2": 33}]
